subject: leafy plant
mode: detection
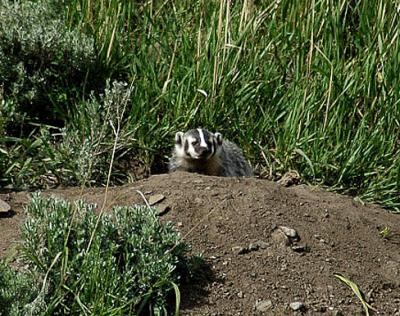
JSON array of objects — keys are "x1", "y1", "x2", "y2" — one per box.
[
  {"x1": 379, "y1": 226, "x2": 392, "y2": 239},
  {"x1": 0, "y1": 194, "x2": 193, "y2": 315},
  {"x1": 0, "y1": 0, "x2": 97, "y2": 129},
  {"x1": 0, "y1": 262, "x2": 40, "y2": 316}
]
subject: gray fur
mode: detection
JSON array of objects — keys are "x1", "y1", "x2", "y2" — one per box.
[{"x1": 168, "y1": 128, "x2": 253, "y2": 177}]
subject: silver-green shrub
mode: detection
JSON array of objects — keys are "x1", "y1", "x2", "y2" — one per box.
[
  {"x1": 0, "y1": 194, "x2": 190, "y2": 315},
  {"x1": 0, "y1": 0, "x2": 95, "y2": 126}
]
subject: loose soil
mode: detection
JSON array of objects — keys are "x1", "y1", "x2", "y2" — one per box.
[{"x1": 1, "y1": 172, "x2": 400, "y2": 315}]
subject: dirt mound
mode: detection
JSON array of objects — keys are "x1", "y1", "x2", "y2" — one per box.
[{"x1": 1, "y1": 172, "x2": 400, "y2": 315}]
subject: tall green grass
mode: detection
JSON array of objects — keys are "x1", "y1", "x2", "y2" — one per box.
[{"x1": 1, "y1": 0, "x2": 399, "y2": 211}]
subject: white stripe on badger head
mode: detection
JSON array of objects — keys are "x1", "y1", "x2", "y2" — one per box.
[{"x1": 197, "y1": 128, "x2": 207, "y2": 147}]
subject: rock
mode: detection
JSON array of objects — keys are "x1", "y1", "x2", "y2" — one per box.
[
  {"x1": 148, "y1": 194, "x2": 165, "y2": 206},
  {"x1": 0, "y1": 199, "x2": 11, "y2": 213},
  {"x1": 255, "y1": 240, "x2": 269, "y2": 249},
  {"x1": 290, "y1": 301, "x2": 305, "y2": 311},
  {"x1": 237, "y1": 291, "x2": 244, "y2": 298},
  {"x1": 155, "y1": 204, "x2": 170, "y2": 216},
  {"x1": 248, "y1": 243, "x2": 260, "y2": 251},
  {"x1": 232, "y1": 246, "x2": 248, "y2": 255},
  {"x1": 255, "y1": 299, "x2": 273, "y2": 312},
  {"x1": 278, "y1": 226, "x2": 299, "y2": 239},
  {"x1": 271, "y1": 229, "x2": 291, "y2": 246},
  {"x1": 291, "y1": 244, "x2": 310, "y2": 253},
  {"x1": 380, "y1": 260, "x2": 400, "y2": 286}
]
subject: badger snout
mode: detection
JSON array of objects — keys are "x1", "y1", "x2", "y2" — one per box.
[{"x1": 197, "y1": 146, "x2": 210, "y2": 158}]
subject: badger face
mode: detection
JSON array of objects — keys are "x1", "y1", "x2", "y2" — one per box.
[{"x1": 175, "y1": 128, "x2": 223, "y2": 160}]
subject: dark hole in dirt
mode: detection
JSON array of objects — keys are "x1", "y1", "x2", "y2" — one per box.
[{"x1": 150, "y1": 152, "x2": 169, "y2": 175}]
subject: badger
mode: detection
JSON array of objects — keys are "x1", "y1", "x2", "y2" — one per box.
[{"x1": 168, "y1": 128, "x2": 253, "y2": 177}]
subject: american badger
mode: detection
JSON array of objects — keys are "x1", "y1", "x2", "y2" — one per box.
[{"x1": 168, "y1": 128, "x2": 253, "y2": 177}]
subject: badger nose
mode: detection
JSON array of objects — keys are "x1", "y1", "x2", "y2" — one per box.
[{"x1": 198, "y1": 147, "x2": 208, "y2": 156}]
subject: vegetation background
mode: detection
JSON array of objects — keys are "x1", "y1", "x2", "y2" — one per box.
[
  {"x1": 0, "y1": 0, "x2": 399, "y2": 211},
  {"x1": 0, "y1": 1, "x2": 400, "y2": 314}
]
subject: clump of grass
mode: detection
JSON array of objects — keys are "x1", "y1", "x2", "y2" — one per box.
[
  {"x1": 61, "y1": 0, "x2": 400, "y2": 211},
  {"x1": 379, "y1": 226, "x2": 392, "y2": 239},
  {"x1": 0, "y1": 194, "x2": 193, "y2": 315}
]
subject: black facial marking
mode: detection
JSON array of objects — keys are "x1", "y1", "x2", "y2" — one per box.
[
  {"x1": 184, "y1": 139, "x2": 189, "y2": 154},
  {"x1": 212, "y1": 138, "x2": 217, "y2": 154}
]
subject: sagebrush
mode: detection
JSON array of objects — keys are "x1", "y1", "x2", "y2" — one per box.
[{"x1": 0, "y1": 194, "x2": 193, "y2": 315}]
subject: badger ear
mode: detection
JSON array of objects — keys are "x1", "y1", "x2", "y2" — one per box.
[
  {"x1": 175, "y1": 132, "x2": 184, "y2": 145},
  {"x1": 214, "y1": 132, "x2": 223, "y2": 146}
]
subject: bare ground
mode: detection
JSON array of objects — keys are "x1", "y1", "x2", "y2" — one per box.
[{"x1": 1, "y1": 172, "x2": 400, "y2": 315}]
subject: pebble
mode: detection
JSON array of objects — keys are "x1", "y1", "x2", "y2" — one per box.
[
  {"x1": 256, "y1": 240, "x2": 269, "y2": 249},
  {"x1": 271, "y1": 229, "x2": 291, "y2": 246},
  {"x1": 0, "y1": 199, "x2": 11, "y2": 213},
  {"x1": 278, "y1": 226, "x2": 299, "y2": 240},
  {"x1": 232, "y1": 246, "x2": 248, "y2": 255},
  {"x1": 291, "y1": 244, "x2": 310, "y2": 253},
  {"x1": 155, "y1": 204, "x2": 170, "y2": 216},
  {"x1": 248, "y1": 243, "x2": 260, "y2": 251},
  {"x1": 194, "y1": 197, "x2": 203, "y2": 204},
  {"x1": 290, "y1": 301, "x2": 305, "y2": 311},
  {"x1": 255, "y1": 299, "x2": 273, "y2": 312},
  {"x1": 148, "y1": 194, "x2": 165, "y2": 206}
]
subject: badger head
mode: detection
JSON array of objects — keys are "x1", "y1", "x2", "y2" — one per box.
[{"x1": 174, "y1": 128, "x2": 223, "y2": 160}]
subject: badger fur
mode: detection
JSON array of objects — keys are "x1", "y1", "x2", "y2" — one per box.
[{"x1": 168, "y1": 128, "x2": 253, "y2": 177}]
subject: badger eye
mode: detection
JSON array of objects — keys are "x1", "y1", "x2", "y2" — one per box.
[{"x1": 192, "y1": 140, "x2": 198, "y2": 145}]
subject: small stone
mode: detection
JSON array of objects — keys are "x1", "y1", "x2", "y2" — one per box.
[
  {"x1": 278, "y1": 226, "x2": 299, "y2": 240},
  {"x1": 255, "y1": 299, "x2": 273, "y2": 312},
  {"x1": 290, "y1": 301, "x2": 305, "y2": 311},
  {"x1": 256, "y1": 240, "x2": 269, "y2": 249},
  {"x1": 271, "y1": 229, "x2": 291, "y2": 246},
  {"x1": 148, "y1": 194, "x2": 165, "y2": 206},
  {"x1": 232, "y1": 246, "x2": 248, "y2": 255},
  {"x1": 366, "y1": 289, "x2": 374, "y2": 302},
  {"x1": 248, "y1": 243, "x2": 260, "y2": 251},
  {"x1": 155, "y1": 204, "x2": 170, "y2": 216},
  {"x1": 0, "y1": 199, "x2": 11, "y2": 213},
  {"x1": 176, "y1": 222, "x2": 183, "y2": 227},
  {"x1": 291, "y1": 244, "x2": 310, "y2": 253},
  {"x1": 237, "y1": 291, "x2": 244, "y2": 298}
]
